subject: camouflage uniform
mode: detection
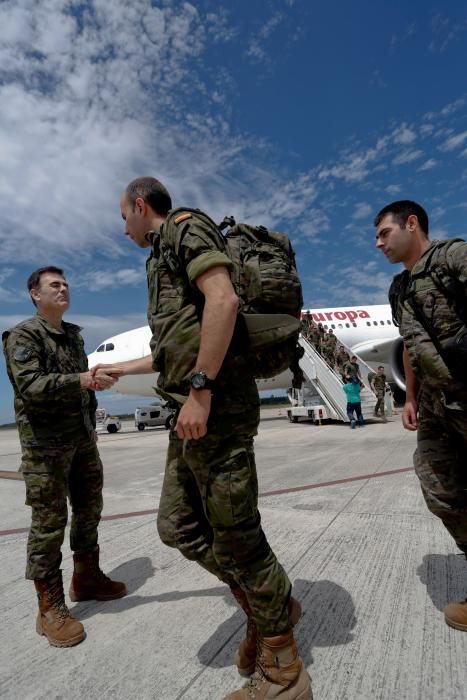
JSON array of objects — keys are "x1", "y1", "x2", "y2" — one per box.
[
  {"x1": 391, "y1": 239, "x2": 467, "y2": 554},
  {"x1": 2, "y1": 316, "x2": 102, "y2": 579},
  {"x1": 343, "y1": 359, "x2": 360, "y2": 380},
  {"x1": 372, "y1": 373, "x2": 387, "y2": 416},
  {"x1": 148, "y1": 209, "x2": 292, "y2": 635}
]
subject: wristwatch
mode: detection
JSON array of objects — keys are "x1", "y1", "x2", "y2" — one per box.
[{"x1": 190, "y1": 371, "x2": 216, "y2": 392}]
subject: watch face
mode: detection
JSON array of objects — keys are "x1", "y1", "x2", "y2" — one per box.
[{"x1": 191, "y1": 372, "x2": 206, "y2": 389}]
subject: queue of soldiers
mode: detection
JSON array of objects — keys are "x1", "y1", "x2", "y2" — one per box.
[{"x1": 2, "y1": 194, "x2": 467, "y2": 700}]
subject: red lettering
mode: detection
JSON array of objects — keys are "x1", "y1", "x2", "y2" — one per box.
[
  {"x1": 358, "y1": 310, "x2": 370, "y2": 319},
  {"x1": 312, "y1": 313, "x2": 325, "y2": 322},
  {"x1": 334, "y1": 311, "x2": 346, "y2": 320},
  {"x1": 325, "y1": 312, "x2": 333, "y2": 320},
  {"x1": 346, "y1": 310, "x2": 358, "y2": 322}
]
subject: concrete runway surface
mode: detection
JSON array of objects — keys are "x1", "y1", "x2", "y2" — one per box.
[{"x1": 1, "y1": 412, "x2": 467, "y2": 700}]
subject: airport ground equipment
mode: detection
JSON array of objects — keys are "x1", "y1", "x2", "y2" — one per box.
[
  {"x1": 135, "y1": 401, "x2": 176, "y2": 431},
  {"x1": 95, "y1": 409, "x2": 121, "y2": 434},
  {"x1": 286, "y1": 336, "x2": 379, "y2": 424}
]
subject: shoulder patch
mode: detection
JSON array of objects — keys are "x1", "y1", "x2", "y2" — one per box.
[
  {"x1": 13, "y1": 346, "x2": 34, "y2": 362},
  {"x1": 174, "y1": 212, "x2": 192, "y2": 225}
]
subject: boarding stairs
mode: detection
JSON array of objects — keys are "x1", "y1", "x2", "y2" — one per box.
[{"x1": 295, "y1": 336, "x2": 377, "y2": 423}]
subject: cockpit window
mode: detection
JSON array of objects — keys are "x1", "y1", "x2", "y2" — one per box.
[
  {"x1": 105, "y1": 343, "x2": 114, "y2": 351},
  {"x1": 96, "y1": 345, "x2": 105, "y2": 352}
]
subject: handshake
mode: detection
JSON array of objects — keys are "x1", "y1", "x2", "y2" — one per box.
[{"x1": 80, "y1": 364, "x2": 124, "y2": 392}]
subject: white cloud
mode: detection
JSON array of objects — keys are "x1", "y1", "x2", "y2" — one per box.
[
  {"x1": 74, "y1": 268, "x2": 145, "y2": 292},
  {"x1": 392, "y1": 124, "x2": 417, "y2": 145},
  {"x1": 352, "y1": 203, "x2": 372, "y2": 221},
  {"x1": 460, "y1": 148, "x2": 467, "y2": 159},
  {"x1": 385, "y1": 184, "x2": 401, "y2": 195},
  {"x1": 392, "y1": 149, "x2": 424, "y2": 165},
  {"x1": 418, "y1": 158, "x2": 437, "y2": 171},
  {"x1": 440, "y1": 130, "x2": 467, "y2": 151}
]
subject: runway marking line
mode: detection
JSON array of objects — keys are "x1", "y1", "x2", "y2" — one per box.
[{"x1": 0, "y1": 466, "x2": 414, "y2": 537}]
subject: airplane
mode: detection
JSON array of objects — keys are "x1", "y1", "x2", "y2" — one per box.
[{"x1": 87, "y1": 304, "x2": 405, "y2": 397}]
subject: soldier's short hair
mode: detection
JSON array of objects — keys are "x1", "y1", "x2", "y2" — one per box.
[
  {"x1": 125, "y1": 177, "x2": 172, "y2": 216},
  {"x1": 27, "y1": 266, "x2": 65, "y2": 307},
  {"x1": 373, "y1": 200, "x2": 429, "y2": 236}
]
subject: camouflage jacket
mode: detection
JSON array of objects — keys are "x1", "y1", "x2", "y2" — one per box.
[
  {"x1": 390, "y1": 239, "x2": 467, "y2": 392},
  {"x1": 2, "y1": 315, "x2": 96, "y2": 446},
  {"x1": 372, "y1": 374, "x2": 386, "y2": 394},
  {"x1": 146, "y1": 208, "x2": 259, "y2": 425}
]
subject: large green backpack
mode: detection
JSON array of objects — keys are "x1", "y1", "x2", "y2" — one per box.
[{"x1": 161, "y1": 209, "x2": 304, "y2": 386}]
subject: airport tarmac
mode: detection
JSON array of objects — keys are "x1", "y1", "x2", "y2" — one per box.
[{"x1": 1, "y1": 412, "x2": 467, "y2": 700}]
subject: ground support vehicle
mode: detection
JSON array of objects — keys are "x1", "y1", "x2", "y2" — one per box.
[
  {"x1": 135, "y1": 402, "x2": 176, "y2": 431},
  {"x1": 95, "y1": 409, "x2": 121, "y2": 434}
]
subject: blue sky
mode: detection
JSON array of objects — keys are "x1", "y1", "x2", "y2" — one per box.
[{"x1": 1, "y1": 0, "x2": 467, "y2": 423}]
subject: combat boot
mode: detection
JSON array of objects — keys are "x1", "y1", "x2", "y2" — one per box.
[
  {"x1": 231, "y1": 586, "x2": 302, "y2": 676},
  {"x1": 223, "y1": 629, "x2": 312, "y2": 700},
  {"x1": 69, "y1": 545, "x2": 127, "y2": 602},
  {"x1": 444, "y1": 600, "x2": 467, "y2": 631},
  {"x1": 35, "y1": 572, "x2": 85, "y2": 647}
]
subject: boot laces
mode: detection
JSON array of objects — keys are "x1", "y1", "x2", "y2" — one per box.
[
  {"x1": 245, "y1": 646, "x2": 268, "y2": 697},
  {"x1": 47, "y1": 581, "x2": 71, "y2": 621}
]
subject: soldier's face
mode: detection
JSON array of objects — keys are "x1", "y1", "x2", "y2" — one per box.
[
  {"x1": 375, "y1": 213, "x2": 412, "y2": 264},
  {"x1": 120, "y1": 193, "x2": 152, "y2": 249},
  {"x1": 32, "y1": 273, "x2": 70, "y2": 313}
]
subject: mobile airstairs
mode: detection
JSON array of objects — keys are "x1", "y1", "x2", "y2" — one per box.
[{"x1": 286, "y1": 336, "x2": 386, "y2": 425}]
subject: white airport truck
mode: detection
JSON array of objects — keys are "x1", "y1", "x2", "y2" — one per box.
[
  {"x1": 95, "y1": 409, "x2": 121, "y2": 434},
  {"x1": 135, "y1": 401, "x2": 176, "y2": 431}
]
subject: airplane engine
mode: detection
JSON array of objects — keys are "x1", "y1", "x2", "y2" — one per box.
[{"x1": 389, "y1": 336, "x2": 405, "y2": 391}]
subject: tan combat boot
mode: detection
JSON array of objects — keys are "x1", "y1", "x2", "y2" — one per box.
[
  {"x1": 69, "y1": 545, "x2": 127, "y2": 602},
  {"x1": 231, "y1": 586, "x2": 302, "y2": 676},
  {"x1": 223, "y1": 629, "x2": 312, "y2": 700},
  {"x1": 444, "y1": 600, "x2": 467, "y2": 630},
  {"x1": 35, "y1": 572, "x2": 85, "y2": 647}
]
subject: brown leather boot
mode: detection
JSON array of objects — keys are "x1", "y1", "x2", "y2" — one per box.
[
  {"x1": 444, "y1": 599, "x2": 467, "y2": 630},
  {"x1": 35, "y1": 572, "x2": 85, "y2": 647},
  {"x1": 223, "y1": 629, "x2": 312, "y2": 699},
  {"x1": 69, "y1": 545, "x2": 127, "y2": 602},
  {"x1": 231, "y1": 586, "x2": 302, "y2": 676}
]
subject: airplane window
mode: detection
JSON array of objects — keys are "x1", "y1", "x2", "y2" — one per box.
[
  {"x1": 96, "y1": 345, "x2": 104, "y2": 352},
  {"x1": 105, "y1": 343, "x2": 114, "y2": 351},
  {"x1": 338, "y1": 323, "x2": 343, "y2": 328},
  {"x1": 324, "y1": 325, "x2": 328, "y2": 329},
  {"x1": 345, "y1": 323, "x2": 350, "y2": 328},
  {"x1": 331, "y1": 324, "x2": 335, "y2": 329},
  {"x1": 373, "y1": 321, "x2": 378, "y2": 326},
  {"x1": 387, "y1": 320, "x2": 392, "y2": 324},
  {"x1": 352, "y1": 323, "x2": 357, "y2": 327},
  {"x1": 366, "y1": 322, "x2": 371, "y2": 326},
  {"x1": 380, "y1": 321, "x2": 385, "y2": 325}
]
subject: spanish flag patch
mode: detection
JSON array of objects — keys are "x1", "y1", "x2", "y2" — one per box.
[{"x1": 174, "y1": 212, "x2": 192, "y2": 224}]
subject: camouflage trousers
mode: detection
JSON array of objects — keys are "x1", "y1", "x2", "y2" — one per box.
[
  {"x1": 374, "y1": 392, "x2": 385, "y2": 415},
  {"x1": 414, "y1": 394, "x2": 467, "y2": 554},
  {"x1": 21, "y1": 431, "x2": 103, "y2": 580},
  {"x1": 157, "y1": 429, "x2": 292, "y2": 635}
]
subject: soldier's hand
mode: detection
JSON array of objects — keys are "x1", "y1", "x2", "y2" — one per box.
[
  {"x1": 80, "y1": 371, "x2": 101, "y2": 390},
  {"x1": 93, "y1": 369, "x2": 119, "y2": 390},
  {"x1": 90, "y1": 363, "x2": 125, "y2": 379},
  {"x1": 176, "y1": 391, "x2": 211, "y2": 440},
  {"x1": 402, "y1": 399, "x2": 418, "y2": 431}
]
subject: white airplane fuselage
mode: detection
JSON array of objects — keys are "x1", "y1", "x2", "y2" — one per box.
[{"x1": 87, "y1": 304, "x2": 405, "y2": 397}]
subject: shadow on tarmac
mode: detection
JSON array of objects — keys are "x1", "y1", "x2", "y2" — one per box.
[
  {"x1": 417, "y1": 552, "x2": 467, "y2": 611},
  {"x1": 70, "y1": 558, "x2": 357, "y2": 670}
]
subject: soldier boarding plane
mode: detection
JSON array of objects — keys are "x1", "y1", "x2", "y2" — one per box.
[{"x1": 87, "y1": 304, "x2": 404, "y2": 396}]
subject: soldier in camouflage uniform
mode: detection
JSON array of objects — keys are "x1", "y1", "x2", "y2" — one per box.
[
  {"x1": 2, "y1": 267, "x2": 126, "y2": 648},
  {"x1": 371, "y1": 366, "x2": 388, "y2": 422},
  {"x1": 343, "y1": 355, "x2": 361, "y2": 381},
  {"x1": 375, "y1": 200, "x2": 467, "y2": 632},
  {"x1": 93, "y1": 177, "x2": 312, "y2": 699}
]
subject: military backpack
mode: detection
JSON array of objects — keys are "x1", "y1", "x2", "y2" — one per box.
[
  {"x1": 160, "y1": 208, "x2": 304, "y2": 386},
  {"x1": 388, "y1": 238, "x2": 467, "y2": 385}
]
